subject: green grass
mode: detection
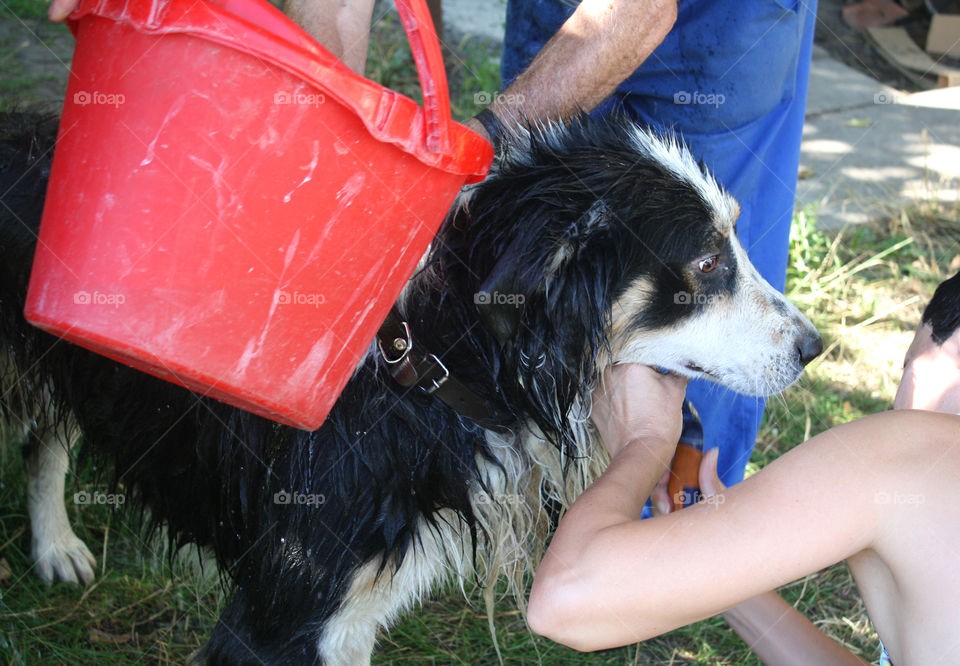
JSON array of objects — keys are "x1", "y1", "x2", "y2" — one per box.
[
  {"x1": 0, "y1": 454, "x2": 224, "y2": 664},
  {"x1": 0, "y1": 0, "x2": 48, "y2": 21},
  {"x1": 0, "y1": 8, "x2": 72, "y2": 112},
  {"x1": 365, "y1": 7, "x2": 503, "y2": 122}
]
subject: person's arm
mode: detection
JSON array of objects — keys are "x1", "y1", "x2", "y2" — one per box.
[
  {"x1": 528, "y1": 397, "x2": 957, "y2": 651},
  {"x1": 722, "y1": 591, "x2": 870, "y2": 666},
  {"x1": 465, "y1": 0, "x2": 677, "y2": 141},
  {"x1": 691, "y1": 457, "x2": 871, "y2": 666},
  {"x1": 285, "y1": 0, "x2": 376, "y2": 74},
  {"x1": 49, "y1": 0, "x2": 378, "y2": 76},
  {"x1": 48, "y1": 0, "x2": 75, "y2": 21}
]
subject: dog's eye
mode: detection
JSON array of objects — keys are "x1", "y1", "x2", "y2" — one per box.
[{"x1": 698, "y1": 255, "x2": 720, "y2": 273}]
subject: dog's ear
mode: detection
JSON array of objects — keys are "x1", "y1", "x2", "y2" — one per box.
[
  {"x1": 476, "y1": 202, "x2": 613, "y2": 345},
  {"x1": 475, "y1": 234, "x2": 532, "y2": 345},
  {"x1": 546, "y1": 202, "x2": 613, "y2": 274}
]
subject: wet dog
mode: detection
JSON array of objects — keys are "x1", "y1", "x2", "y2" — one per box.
[{"x1": 0, "y1": 111, "x2": 821, "y2": 663}]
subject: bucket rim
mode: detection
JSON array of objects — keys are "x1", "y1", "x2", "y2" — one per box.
[{"x1": 68, "y1": 0, "x2": 493, "y2": 180}]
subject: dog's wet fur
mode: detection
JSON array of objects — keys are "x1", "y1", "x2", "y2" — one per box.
[{"x1": 1, "y1": 111, "x2": 825, "y2": 663}]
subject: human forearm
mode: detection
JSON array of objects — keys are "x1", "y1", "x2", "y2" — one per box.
[
  {"x1": 528, "y1": 413, "x2": 915, "y2": 652},
  {"x1": 286, "y1": 0, "x2": 375, "y2": 74},
  {"x1": 723, "y1": 591, "x2": 871, "y2": 666},
  {"x1": 564, "y1": 435, "x2": 674, "y2": 528},
  {"x1": 527, "y1": 436, "x2": 672, "y2": 648},
  {"x1": 490, "y1": 0, "x2": 677, "y2": 126}
]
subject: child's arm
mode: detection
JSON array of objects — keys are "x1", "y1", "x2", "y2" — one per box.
[
  {"x1": 678, "y1": 449, "x2": 871, "y2": 666},
  {"x1": 528, "y1": 367, "x2": 956, "y2": 651},
  {"x1": 723, "y1": 591, "x2": 871, "y2": 666},
  {"x1": 694, "y1": 459, "x2": 872, "y2": 666}
]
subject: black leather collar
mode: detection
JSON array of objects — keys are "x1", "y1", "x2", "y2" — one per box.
[{"x1": 376, "y1": 307, "x2": 512, "y2": 432}]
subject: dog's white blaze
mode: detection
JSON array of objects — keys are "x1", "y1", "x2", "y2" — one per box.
[
  {"x1": 626, "y1": 126, "x2": 739, "y2": 231},
  {"x1": 525, "y1": 119, "x2": 736, "y2": 229}
]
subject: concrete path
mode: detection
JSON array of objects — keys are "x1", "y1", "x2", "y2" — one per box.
[
  {"x1": 442, "y1": 5, "x2": 960, "y2": 231},
  {"x1": 800, "y1": 46, "x2": 960, "y2": 230},
  {"x1": 443, "y1": 0, "x2": 506, "y2": 42}
]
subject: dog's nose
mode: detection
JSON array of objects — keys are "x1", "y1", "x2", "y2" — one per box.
[{"x1": 797, "y1": 332, "x2": 823, "y2": 367}]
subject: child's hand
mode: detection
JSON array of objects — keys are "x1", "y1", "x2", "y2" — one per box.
[
  {"x1": 654, "y1": 448, "x2": 724, "y2": 515},
  {"x1": 698, "y1": 448, "x2": 726, "y2": 498},
  {"x1": 591, "y1": 364, "x2": 688, "y2": 459}
]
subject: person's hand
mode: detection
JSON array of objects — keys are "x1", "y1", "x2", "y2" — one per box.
[
  {"x1": 893, "y1": 322, "x2": 960, "y2": 413},
  {"x1": 591, "y1": 364, "x2": 688, "y2": 460},
  {"x1": 698, "y1": 447, "x2": 725, "y2": 498},
  {"x1": 464, "y1": 117, "x2": 493, "y2": 145},
  {"x1": 48, "y1": 0, "x2": 78, "y2": 21},
  {"x1": 650, "y1": 447, "x2": 724, "y2": 515}
]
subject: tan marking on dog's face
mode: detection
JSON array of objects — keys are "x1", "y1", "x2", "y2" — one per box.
[{"x1": 609, "y1": 276, "x2": 656, "y2": 349}]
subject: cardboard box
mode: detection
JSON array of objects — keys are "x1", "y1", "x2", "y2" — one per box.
[{"x1": 927, "y1": 14, "x2": 960, "y2": 59}]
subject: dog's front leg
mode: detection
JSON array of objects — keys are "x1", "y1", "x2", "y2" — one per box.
[
  {"x1": 25, "y1": 422, "x2": 96, "y2": 586},
  {"x1": 317, "y1": 516, "x2": 462, "y2": 665}
]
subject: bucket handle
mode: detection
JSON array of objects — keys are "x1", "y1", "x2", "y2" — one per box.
[
  {"x1": 68, "y1": 0, "x2": 473, "y2": 166},
  {"x1": 394, "y1": 0, "x2": 451, "y2": 155}
]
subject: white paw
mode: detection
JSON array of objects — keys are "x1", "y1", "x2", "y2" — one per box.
[{"x1": 32, "y1": 531, "x2": 97, "y2": 586}]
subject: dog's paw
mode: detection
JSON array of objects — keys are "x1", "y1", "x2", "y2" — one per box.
[{"x1": 32, "y1": 531, "x2": 97, "y2": 586}]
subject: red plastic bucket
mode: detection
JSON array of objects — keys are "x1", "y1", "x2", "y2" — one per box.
[{"x1": 24, "y1": 0, "x2": 492, "y2": 429}]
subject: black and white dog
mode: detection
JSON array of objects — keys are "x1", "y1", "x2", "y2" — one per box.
[{"x1": 1, "y1": 111, "x2": 823, "y2": 664}]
